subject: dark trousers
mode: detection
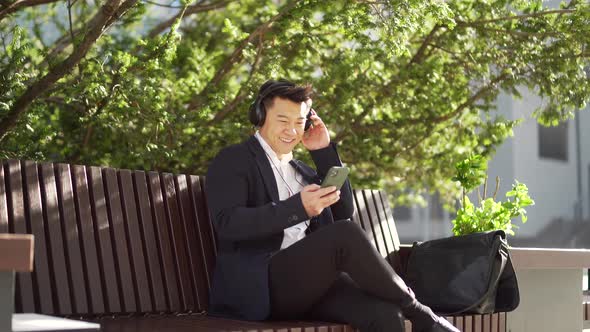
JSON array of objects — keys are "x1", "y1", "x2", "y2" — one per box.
[{"x1": 269, "y1": 220, "x2": 413, "y2": 332}]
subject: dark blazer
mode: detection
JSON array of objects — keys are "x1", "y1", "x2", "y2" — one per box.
[{"x1": 205, "y1": 136, "x2": 354, "y2": 321}]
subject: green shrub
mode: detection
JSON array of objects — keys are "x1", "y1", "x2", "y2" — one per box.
[{"x1": 451, "y1": 155, "x2": 535, "y2": 236}]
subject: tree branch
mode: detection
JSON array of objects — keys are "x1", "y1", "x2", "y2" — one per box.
[
  {"x1": 147, "y1": 0, "x2": 233, "y2": 38},
  {"x1": 143, "y1": 0, "x2": 185, "y2": 8},
  {"x1": 67, "y1": 0, "x2": 76, "y2": 48},
  {"x1": 479, "y1": 27, "x2": 559, "y2": 38},
  {"x1": 41, "y1": 96, "x2": 86, "y2": 113},
  {"x1": 405, "y1": 72, "x2": 513, "y2": 127},
  {"x1": 209, "y1": 31, "x2": 266, "y2": 124},
  {"x1": 456, "y1": 9, "x2": 577, "y2": 26},
  {"x1": 0, "y1": 0, "x2": 138, "y2": 141},
  {"x1": 105, "y1": 0, "x2": 139, "y2": 27},
  {"x1": 187, "y1": 0, "x2": 303, "y2": 111},
  {"x1": 39, "y1": 0, "x2": 137, "y2": 69},
  {"x1": 391, "y1": 122, "x2": 434, "y2": 160},
  {"x1": 40, "y1": 28, "x2": 83, "y2": 68},
  {"x1": 407, "y1": 24, "x2": 441, "y2": 66},
  {"x1": 0, "y1": 0, "x2": 63, "y2": 21},
  {"x1": 337, "y1": 70, "x2": 519, "y2": 145}
]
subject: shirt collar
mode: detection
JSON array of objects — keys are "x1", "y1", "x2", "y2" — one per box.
[{"x1": 255, "y1": 131, "x2": 293, "y2": 166}]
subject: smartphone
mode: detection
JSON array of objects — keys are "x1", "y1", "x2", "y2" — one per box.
[{"x1": 321, "y1": 166, "x2": 350, "y2": 190}]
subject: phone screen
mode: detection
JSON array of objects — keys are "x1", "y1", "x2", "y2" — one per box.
[{"x1": 321, "y1": 166, "x2": 350, "y2": 190}]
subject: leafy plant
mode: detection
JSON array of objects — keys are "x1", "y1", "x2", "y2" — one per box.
[{"x1": 451, "y1": 155, "x2": 535, "y2": 236}]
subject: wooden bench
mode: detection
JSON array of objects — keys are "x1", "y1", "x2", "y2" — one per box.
[{"x1": 1, "y1": 159, "x2": 507, "y2": 331}]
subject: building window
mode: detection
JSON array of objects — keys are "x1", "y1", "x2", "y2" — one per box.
[{"x1": 538, "y1": 122, "x2": 568, "y2": 161}]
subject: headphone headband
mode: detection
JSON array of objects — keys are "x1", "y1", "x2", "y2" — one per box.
[{"x1": 249, "y1": 80, "x2": 313, "y2": 130}]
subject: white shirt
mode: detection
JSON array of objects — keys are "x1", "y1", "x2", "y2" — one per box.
[{"x1": 255, "y1": 131, "x2": 309, "y2": 249}]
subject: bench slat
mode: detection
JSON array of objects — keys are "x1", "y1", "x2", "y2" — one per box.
[
  {"x1": 9, "y1": 160, "x2": 40, "y2": 313},
  {"x1": 147, "y1": 171, "x2": 181, "y2": 312},
  {"x1": 0, "y1": 164, "x2": 8, "y2": 233},
  {"x1": 455, "y1": 316, "x2": 464, "y2": 330},
  {"x1": 189, "y1": 176, "x2": 216, "y2": 288},
  {"x1": 351, "y1": 190, "x2": 380, "y2": 251},
  {"x1": 25, "y1": 161, "x2": 58, "y2": 315},
  {"x1": 474, "y1": 314, "x2": 483, "y2": 332},
  {"x1": 491, "y1": 313, "x2": 498, "y2": 332},
  {"x1": 88, "y1": 166, "x2": 121, "y2": 313},
  {"x1": 370, "y1": 189, "x2": 397, "y2": 262},
  {"x1": 499, "y1": 312, "x2": 506, "y2": 332},
  {"x1": 483, "y1": 313, "x2": 491, "y2": 332},
  {"x1": 39, "y1": 162, "x2": 73, "y2": 315},
  {"x1": 176, "y1": 174, "x2": 208, "y2": 311},
  {"x1": 73, "y1": 165, "x2": 105, "y2": 313},
  {"x1": 464, "y1": 315, "x2": 473, "y2": 332},
  {"x1": 349, "y1": 198, "x2": 360, "y2": 226},
  {"x1": 56, "y1": 164, "x2": 89, "y2": 314},
  {"x1": 133, "y1": 171, "x2": 167, "y2": 312},
  {"x1": 161, "y1": 173, "x2": 195, "y2": 312},
  {"x1": 119, "y1": 169, "x2": 152, "y2": 313},
  {"x1": 377, "y1": 190, "x2": 401, "y2": 252},
  {"x1": 361, "y1": 190, "x2": 390, "y2": 258},
  {"x1": 350, "y1": 207, "x2": 378, "y2": 244},
  {"x1": 103, "y1": 167, "x2": 138, "y2": 313}
]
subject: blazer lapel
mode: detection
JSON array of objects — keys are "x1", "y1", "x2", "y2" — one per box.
[{"x1": 247, "y1": 136, "x2": 280, "y2": 202}]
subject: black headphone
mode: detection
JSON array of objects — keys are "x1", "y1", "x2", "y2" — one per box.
[{"x1": 249, "y1": 80, "x2": 313, "y2": 131}]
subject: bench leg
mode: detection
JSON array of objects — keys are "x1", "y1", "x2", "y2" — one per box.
[
  {"x1": 507, "y1": 269, "x2": 583, "y2": 332},
  {"x1": 0, "y1": 271, "x2": 14, "y2": 332}
]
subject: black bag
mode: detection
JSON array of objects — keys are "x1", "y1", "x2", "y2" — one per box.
[{"x1": 404, "y1": 230, "x2": 519, "y2": 315}]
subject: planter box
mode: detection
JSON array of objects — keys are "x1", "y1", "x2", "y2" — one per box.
[{"x1": 507, "y1": 247, "x2": 590, "y2": 332}]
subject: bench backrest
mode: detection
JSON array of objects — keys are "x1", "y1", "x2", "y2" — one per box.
[
  {"x1": 1, "y1": 159, "x2": 216, "y2": 316},
  {"x1": 1, "y1": 159, "x2": 401, "y2": 317}
]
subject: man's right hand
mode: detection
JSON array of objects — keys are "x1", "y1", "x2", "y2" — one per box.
[{"x1": 300, "y1": 184, "x2": 341, "y2": 218}]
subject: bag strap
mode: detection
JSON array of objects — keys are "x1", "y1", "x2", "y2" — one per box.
[
  {"x1": 441, "y1": 236, "x2": 509, "y2": 316},
  {"x1": 495, "y1": 242, "x2": 520, "y2": 311}
]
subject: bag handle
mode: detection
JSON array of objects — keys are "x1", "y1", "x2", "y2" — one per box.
[{"x1": 441, "y1": 236, "x2": 509, "y2": 316}]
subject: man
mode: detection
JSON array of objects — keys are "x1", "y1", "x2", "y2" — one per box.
[{"x1": 205, "y1": 79, "x2": 459, "y2": 332}]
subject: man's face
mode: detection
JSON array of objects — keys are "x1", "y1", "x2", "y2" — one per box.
[{"x1": 259, "y1": 97, "x2": 308, "y2": 157}]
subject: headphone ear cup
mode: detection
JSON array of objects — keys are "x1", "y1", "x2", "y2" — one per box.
[
  {"x1": 248, "y1": 101, "x2": 259, "y2": 126},
  {"x1": 249, "y1": 99, "x2": 265, "y2": 127},
  {"x1": 256, "y1": 101, "x2": 265, "y2": 127}
]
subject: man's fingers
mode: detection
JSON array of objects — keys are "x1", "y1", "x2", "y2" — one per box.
[
  {"x1": 304, "y1": 185, "x2": 336, "y2": 195},
  {"x1": 317, "y1": 186, "x2": 337, "y2": 196},
  {"x1": 310, "y1": 115, "x2": 323, "y2": 126},
  {"x1": 304, "y1": 184, "x2": 321, "y2": 192},
  {"x1": 318, "y1": 190, "x2": 340, "y2": 206}
]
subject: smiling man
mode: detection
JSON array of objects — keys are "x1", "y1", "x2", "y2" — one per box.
[{"x1": 205, "y1": 79, "x2": 459, "y2": 332}]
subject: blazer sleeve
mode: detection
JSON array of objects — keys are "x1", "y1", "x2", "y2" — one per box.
[
  {"x1": 205, "y1": 146, "x2": 310, "y2": 242},
  {"x1": 309, "y1": 142, "x2": 355, "y2": 220}
]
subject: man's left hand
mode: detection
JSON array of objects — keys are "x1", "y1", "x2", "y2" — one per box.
[{"x1": 302, "y1": 109, "x2": 330, "y2": 150}]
